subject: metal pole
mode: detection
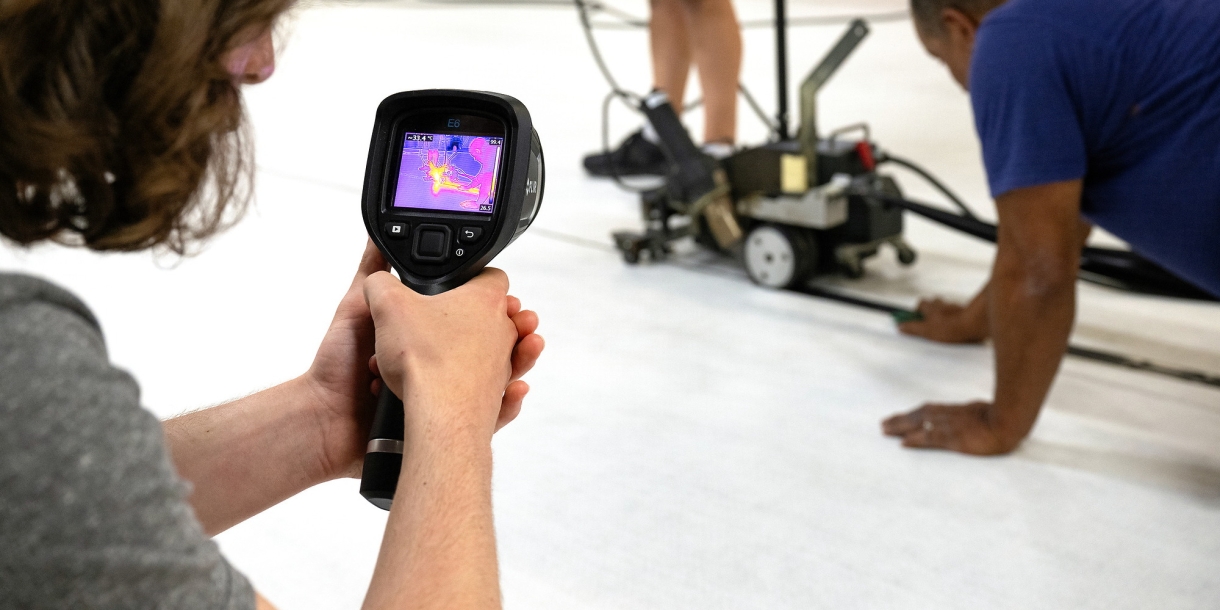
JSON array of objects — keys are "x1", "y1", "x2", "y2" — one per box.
[{"x1": 775, "y1": 0, "x2": 789, "y2": 139}]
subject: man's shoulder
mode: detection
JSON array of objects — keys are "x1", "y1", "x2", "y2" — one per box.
[
  {"x1": 986, "y1": 0, "x2": 1125, "y2": 24},
  {"x1": 980, "y1": 0, "x2": 1119, "y2": 47}
]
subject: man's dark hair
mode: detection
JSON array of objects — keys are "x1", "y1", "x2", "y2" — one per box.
[{"x1": 910, "y1": 0, "x2": 1006, "y2": 32}]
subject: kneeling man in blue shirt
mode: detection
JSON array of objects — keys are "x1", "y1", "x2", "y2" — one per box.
[{"x1": 882, "y1": 0, "x2": 1220, "y2": 454}]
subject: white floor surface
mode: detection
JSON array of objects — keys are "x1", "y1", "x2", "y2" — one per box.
[{"x1": 3, "y1": 1, "x2": 1220, "y2": 607}]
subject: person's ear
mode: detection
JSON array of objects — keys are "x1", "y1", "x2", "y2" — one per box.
[
  {"x1": 940, "y1": 7, "x2": 979, "y2": 49},
  {"x1": 224, "y1": 29, "x2": 276, "y2": 85}
]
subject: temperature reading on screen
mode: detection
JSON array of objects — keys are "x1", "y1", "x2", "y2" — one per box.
[{"x1": 392, "y1": 133, "x2": 503, "y2": 214}]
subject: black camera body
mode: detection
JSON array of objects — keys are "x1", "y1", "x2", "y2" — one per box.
[
  {"x1": 362, "y1": 90, "x2": 543, "y2": 296},
  {"x1": 359, "y1": 90, "x2": 544, "y2": 509}
]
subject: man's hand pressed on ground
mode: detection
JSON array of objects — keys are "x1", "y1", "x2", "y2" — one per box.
[
  {"x1": 884, "y1": 180, "x2": 1088, "y2": 455},
  {"x1": 899, "y1": 286, "x2": 991, "y2": 344}
]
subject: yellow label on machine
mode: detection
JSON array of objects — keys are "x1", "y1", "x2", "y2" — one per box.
[{"x1": 780, "y1": 154, "x2": 809, "y2": 194}]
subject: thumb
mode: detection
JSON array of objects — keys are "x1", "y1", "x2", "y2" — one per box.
[
  {"x1": 898, "y1": 320, "x2": 929, "y2": 336},
  {"x1": 363, "y1": 271, "x2": 410, "y2": 322},
  {"x1": 353, "y1": 239, "x2": 390, "y2": 287}
]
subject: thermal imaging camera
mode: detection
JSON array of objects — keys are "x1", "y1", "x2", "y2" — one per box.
[{"x1": 359, "y1": 90, "x2": 544, "y2": 510}]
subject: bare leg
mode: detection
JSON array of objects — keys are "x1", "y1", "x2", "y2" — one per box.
[
  {"x1": 650, "y1": 0, "x2": 694, "y2": 110},
  {"x1": 681, "y1": 0, "x2": 742, "y2": 144}
]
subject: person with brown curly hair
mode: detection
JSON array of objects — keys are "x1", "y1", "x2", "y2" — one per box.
[{"x1": 0, "y1": 2, "x2": 545, "y2": 609}]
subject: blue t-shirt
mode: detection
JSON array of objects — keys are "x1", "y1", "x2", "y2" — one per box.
[{"x1": 971, "y1": 0, "x2": 1220, "y2": 297}]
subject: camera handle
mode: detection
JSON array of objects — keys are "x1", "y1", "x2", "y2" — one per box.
[{"x1": 360, "y1": 385, "x2": 405, "y2": 510}]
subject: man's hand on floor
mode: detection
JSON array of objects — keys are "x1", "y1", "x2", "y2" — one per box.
[
  {"x1": 881, "y1": 402, "x2": 1018, "y2": 455},
  {"x1": 899, "y1": 295, "x2": 989, "y2": 344}
]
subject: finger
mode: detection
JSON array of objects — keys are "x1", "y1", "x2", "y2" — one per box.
[
  {"x1": 330, "y1": 242, "x2": 389, "y2": 326},
  {"x1": 507, "y1": 295, "x2": 522, "y2": 318},
  {"x1": 353, "y1": 239, "x2": 390, "y2": 286},
  {"x1": 917, "y1": 298, "x2": 952, "y2": 316},
  {"x1": 363, "y1": 271, "x2": 408, "y2": 318},
  {"x1": 510, "y1": 333, "x2": 545, "y2": 381},
  {"x1": 495, "y1": 381, "x2": 529, "y2": 432},
  {"x1": 897, "y1": 320, "x2": 929, "y2": 336},
  {"x1": 899, "y1": 406, "x2": 960, "y2": 450},
  {"x1": 370, "y1": 377, "x2": 383, "y2": 396},
  {"x1": 369, "y1": 355, "x2": 380, "y2": 377},
  {"x1": 511, "y1": 309, "x2": 539, "y2": 338},
  {"x1": 881, "y1": 407, "x2": 926, "y2": 436},
  {"x1": 901, "y1": 426, "x2": 956, "y2": 451}
]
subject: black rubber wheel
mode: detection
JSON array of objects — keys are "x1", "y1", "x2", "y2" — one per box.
[{"x1": 897, "y1": 246, "x2": 917, "y2": 266}]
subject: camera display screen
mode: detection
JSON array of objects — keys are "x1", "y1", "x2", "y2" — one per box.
[{"x1": 391, "y1": 132, "x2": 504, "y2": 214}]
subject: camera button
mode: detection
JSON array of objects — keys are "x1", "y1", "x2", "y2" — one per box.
[
  {"x1": 412, "y1": 225, "x2": 450, "y2": 261},
  {"x1": 458, "y1": 226, "x2": 484, "y2": 243},
  {"x1": 384, "y1": 222, "x2": 409, "y2": 240}
]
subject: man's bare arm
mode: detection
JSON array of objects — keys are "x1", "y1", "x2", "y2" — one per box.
[
  {"x1": 358, "y1": 269, "x2": 517, "y2": 610},
  {"x1": 986, "y1": 179, "x2": 1084, "y2": 447},
  {"x1": 163, "y1": 376, "x2": 340, "y2": 536},
  {"x1": 883, "y1": 179, "x2": 1086, "y2": 454},
  {"x1": 163, "y1": 242, "x2": 543, "y2": 537}
]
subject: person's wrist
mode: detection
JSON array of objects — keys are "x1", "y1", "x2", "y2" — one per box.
[
  {"x1": 985, "y1": 400, "x2": 1031, "y2": 453},
  {"x1": 291, "y1": 372, "x2": 363, "y2": 481},
  {"x1": 402, "y1": 374, "x2": 503, "y2": 444},
  {"x1": 963, "y1": 307, "x2": 989, "y2": 340}
]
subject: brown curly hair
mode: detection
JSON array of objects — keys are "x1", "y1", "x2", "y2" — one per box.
[{"x1": 0, "y1": 0, "x2": 294, "y2": 253}]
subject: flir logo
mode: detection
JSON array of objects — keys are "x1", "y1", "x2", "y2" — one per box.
[
  {"x1": 526, "y1": 180, "x2": 539, "y2": 194},
  {"x1": 447, "y1": 118, "x2": 461, "y2": 128}
]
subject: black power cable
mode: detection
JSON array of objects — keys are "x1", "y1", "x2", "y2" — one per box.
[
  {"x1": 878, "y1": 153, "x2": 978, "y2": 220},
  {"x1": 856, "y1": 186, "x2": 1218, "y2": 301},
  {"x1": 792, "y1": 284, "x2": 1220, "y2": 390}
]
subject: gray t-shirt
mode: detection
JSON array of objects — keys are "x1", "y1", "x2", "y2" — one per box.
[{"x1": 0, "y1": 273, "x2": 254, "y2": 610}]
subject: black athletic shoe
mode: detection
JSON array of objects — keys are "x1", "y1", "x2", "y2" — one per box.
[{"x1": 582, "y1": 130, "x2": 670, "y2": 177}]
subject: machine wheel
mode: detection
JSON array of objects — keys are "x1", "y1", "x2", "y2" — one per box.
[
  {"x1": 896, "y1": 244, "x2": 917, "y2": 266},
  {"x1": 743, "y1": 224, "x2": 817, "y2": 289},
  {"x1": 612, "y1": 231, "x2": 644, "y2": 265}
]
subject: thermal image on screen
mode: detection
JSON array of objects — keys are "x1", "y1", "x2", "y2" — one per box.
[{"x1": 392, "y1": 133, "x2": 503, "y2": 214}]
